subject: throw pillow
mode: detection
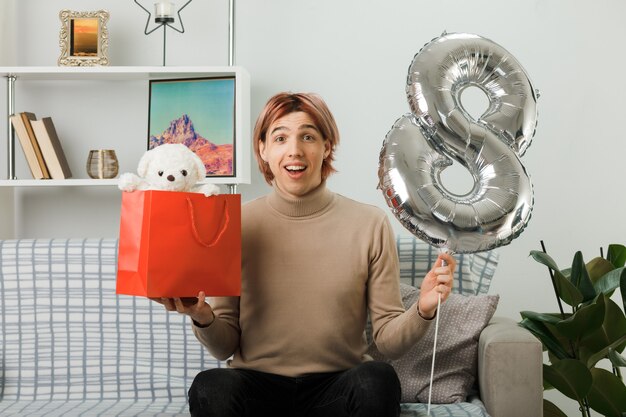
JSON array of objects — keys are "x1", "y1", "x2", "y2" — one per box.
[
  {"x1": 366, "y1": 283, "x2": 499, "y2": 404},
  {"x1": 395, "y1": 235, "x2": 498, "y2": 296}
]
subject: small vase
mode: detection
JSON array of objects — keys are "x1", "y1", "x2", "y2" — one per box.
[{"x1": 86, "y1": 149, "x2": 119, "y2": 179}]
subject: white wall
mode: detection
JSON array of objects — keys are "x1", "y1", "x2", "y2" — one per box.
[
  {"x1": 0, "y1": 0, "x2": 16, "y2": 66},
  {"x1": 2, "y1": 1, "x2": 626, "y2": 414}
]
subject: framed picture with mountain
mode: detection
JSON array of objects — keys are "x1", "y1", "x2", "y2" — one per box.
[{"x1": 148, "y1": 77, "x2": 236, "y2": 177}]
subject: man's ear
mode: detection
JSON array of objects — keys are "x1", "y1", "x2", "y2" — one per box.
[
  {"x1": 324, "y1": 140, "x2": 331, "y2": 159},
  {"x1": 259, "y1": 140, "x2": 267, "y2": 162}
]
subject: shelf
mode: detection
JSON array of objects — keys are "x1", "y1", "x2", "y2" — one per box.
[
  {"x1": 0, "y1": 179, "x2": 119, "y2": 187},
  {"x1": 0, "y1": 179, "x2": 238, "y2": 188},
  {"x1": 1, "y1": 66, "x2": 245, "y2": 81},
  {"x1": 1, "y1": 65, "x2": 251, "y2": 188}
]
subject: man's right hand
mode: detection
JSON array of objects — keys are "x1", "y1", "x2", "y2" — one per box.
[{"x1": 150, "y1": 291, "x2": 215, "y2": 327}]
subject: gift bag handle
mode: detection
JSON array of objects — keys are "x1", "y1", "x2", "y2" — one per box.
[{"x1": 186, "y1": 197, "x2": 230, "y2": 248}]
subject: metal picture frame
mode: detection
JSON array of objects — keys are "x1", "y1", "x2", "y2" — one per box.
[{"x1": 58, "y1": 10, "x2": 110, "y2": 66}]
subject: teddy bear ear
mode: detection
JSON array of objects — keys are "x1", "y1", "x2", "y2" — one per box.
[{"x1": 137, "y1": 149, "x2": 152, "y2": 177}]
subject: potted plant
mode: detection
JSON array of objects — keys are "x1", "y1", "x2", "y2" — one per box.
[{"x1": 519, "y1": 244, "x2": 626, "y2": 417}]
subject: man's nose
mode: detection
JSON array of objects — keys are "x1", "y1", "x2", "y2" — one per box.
[{"x1": 287, "y1": 139, "x2": 303, "y2": 157}]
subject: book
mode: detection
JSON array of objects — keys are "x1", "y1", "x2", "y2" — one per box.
[
  {"x1": 20, "y1": 112, "x2": 51, "y2": 179},
  {"x1": 9, "y1": 114, "x2": 46, "y2": 179},
  {"x1": 30, "y1": 117, "x2": 73, "y2": 180}
]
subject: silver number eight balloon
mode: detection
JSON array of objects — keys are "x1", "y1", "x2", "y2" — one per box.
[{"x1": 378, "y1": 33, "x2": 539, "y2": 253}]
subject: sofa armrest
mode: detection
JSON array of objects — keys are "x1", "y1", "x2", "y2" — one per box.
[{"x1": 478, "y1": 316, "x2": 543, "y2": 417}]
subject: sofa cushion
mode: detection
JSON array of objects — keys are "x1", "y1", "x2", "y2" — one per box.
[
  {"x1": 0, "y1": 400, "x2": 189, "y2": 417},
  {"x1": 367, "y1": 284, "x2": 499, "y2": 404},
  {"x1": 0, "y1": 238, "x2": 221, "y2": 410},
  {"x1": 395, "y1": 235, "x2": 498, "y2": 295},
  {"x1": 400, "y1": 396, "x2": 490, "y2": 416}
]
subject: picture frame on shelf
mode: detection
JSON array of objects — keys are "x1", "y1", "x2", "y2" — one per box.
[
  {"x1": 148, "y1": 77, "x2": 237, "y2": 178},
  {"x1": 58, "y1": 9, "x2": 109, "y2": 66}
]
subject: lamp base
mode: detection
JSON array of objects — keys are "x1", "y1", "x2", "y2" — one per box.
[{"x1": 155, "y1": 16, "x2": 174, "y2": 23}]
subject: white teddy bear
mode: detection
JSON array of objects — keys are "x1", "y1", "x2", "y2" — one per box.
[{"x1": 118, "y1": 143, "x2": 220, "y2": 196}]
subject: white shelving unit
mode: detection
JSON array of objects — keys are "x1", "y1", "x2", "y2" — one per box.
[
  {"x1": 1, "y1": 66, "x2": 251, "y2": 239},
  {"x1": 1, "y1": 66, "x2": 250, "y2": 187}
]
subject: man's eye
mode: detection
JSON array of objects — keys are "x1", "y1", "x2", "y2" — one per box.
[
  {"x1": 274, "y1": 136, "x2": 285, "y2": 142},
  {"x1": 303, "y1": 135, "x2": 314, "y2": 141},
  {"x1": 158, "y1": 171, "x2": 164, "y2": 176}
]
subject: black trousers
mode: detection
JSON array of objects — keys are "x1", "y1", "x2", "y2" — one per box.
[{"x1": 188, "y1": 361, "x2": 401, "y2": 417}]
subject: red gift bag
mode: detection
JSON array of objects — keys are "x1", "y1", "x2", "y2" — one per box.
[{"x1": 116, "y1": 190, "x2": 241, "y2": 298}]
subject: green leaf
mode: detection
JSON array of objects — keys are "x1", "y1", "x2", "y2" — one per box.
[
  {"x1": 543, "y1": 378, "x2": 555, "y2": 390},
  {"x1": 530, "y1": 250, "x2": 561, "y2": 271},
  {"x1": 608, "y1": 244, "x2": 626, "y2": 268},
  {"x1": 561, "y1": 267, "x2": 571, "y2": 279},
  {"x1": 520, "y1": 311, "x2": 562, "y2": 326},
  {"x1": 585, "y1": 335, "x2": 626, "y2": 368},
  {"x1": 525, "y1": 314, "x2": 580, "y2": 359},
  {"x1": 529, "y1": 250, "x2": 583, "y2": 306},
  {"x1": 594, "y1": 267, "x2": 626, "y2": 296},
  {"x1": 571, "y1": 251, "x2": 597, "y2": 302},
  {"x1": 609, "y1": 347, "x2": 626, "y2": 367},
  {"x1": 588, "y1": 256, "x2": 617, "y2": 283},
  {"x1": 587, "y1": 368, "x2": 626, "y2": 416},
  {"x1": 580, "y1": 297, "x2": 626, "y2": 357},
  {"x1": 543, "y1": 399, "x2": 568, "y2": 417},
  {"x1": 543, "y1": 360, "x2": 592, "y2": 402},
  {"x1": 621, "y1": 270, "x2": 626, "y2": 313},
  {"x1": 519, "y1": 318, "x2": 571, "y2": 359},
  {"x1": 554, "y1": 270, "x2": 584, "y2": 307},
  {"x1": 555, "y1": 294, "x2": 605, "y2": 340}
]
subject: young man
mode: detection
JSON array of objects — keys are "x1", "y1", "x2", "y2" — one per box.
[{"x1": 156, "y1": 92, "x2": 455, "y2": 417}]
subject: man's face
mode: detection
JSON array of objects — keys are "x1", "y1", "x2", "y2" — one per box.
[{"x1": 259, "y1": 111, "x2": 331, "y2": 199}]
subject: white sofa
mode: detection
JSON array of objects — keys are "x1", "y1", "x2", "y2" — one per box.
[{"x1": 0, "y1": 238, "x2": 542, "y2": 416}]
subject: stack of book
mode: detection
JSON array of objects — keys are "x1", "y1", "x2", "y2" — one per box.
[{"x1": 9, "y1": 112, "x2": 73, "y2": 180}]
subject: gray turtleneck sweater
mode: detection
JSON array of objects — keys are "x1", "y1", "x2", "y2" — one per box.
[{"x1": 192, "y1": 183, "x2": 431, "y2": 377}]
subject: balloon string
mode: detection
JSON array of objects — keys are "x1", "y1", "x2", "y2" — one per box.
[
  {"x1": 426, "y1": 291, "x2": 442, "y2": 416},
  {"x1": 427, "y1": 255, "x2": 447, "y2": 416}
]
